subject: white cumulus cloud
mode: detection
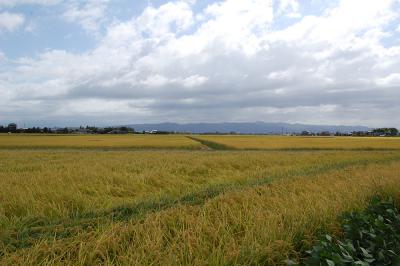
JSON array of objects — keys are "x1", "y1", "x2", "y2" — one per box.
[
  {"x1": 0, "y1": 12, "x2": 24, "y2": 32},
  {"x1": 0, "y1": 0, "x2": 61, "y2": 7},
  {"x1": 62, "y1": 0, "x2": 109, "y2": 35},
  {"x1": 0, "y1": 0, "x2": 400, "y2": 127}
]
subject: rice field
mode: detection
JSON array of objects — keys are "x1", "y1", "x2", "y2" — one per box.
[
  {"x1": 194, "y1": 135, "x2": 400, "y2": 150},
  {"x1": 0, "y1": 134, "x2": 201, "y2": 149},
  {"x1": 1, "y1": 134, "x2": 400, "y2": 264}
]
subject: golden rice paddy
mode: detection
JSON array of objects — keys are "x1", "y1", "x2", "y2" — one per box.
[
  {"x1": 0, "y1": 134, "x2": 201, "y2": 149},
  {"x1": 1, "y1": 134, "x2": 400, "y2": 265}
]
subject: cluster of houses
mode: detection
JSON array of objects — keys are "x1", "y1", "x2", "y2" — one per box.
[
  {"x1": 44, "y1": 126, "x2": 136, "y2": 134},
  {"x1": 298, "y1": 128, "x2": 399, "y2": 137},
  {"x1": 299, "y1": 131, "x2": 333, "y2": 136}
]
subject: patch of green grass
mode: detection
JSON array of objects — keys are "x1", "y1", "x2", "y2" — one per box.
[{"x1": 187, "y1": 136, "x2": 235, "y2": 150}]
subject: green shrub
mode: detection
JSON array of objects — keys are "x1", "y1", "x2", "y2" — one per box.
[{"x1": 304, "y1": 197, "x2": 400, "y2": 265}]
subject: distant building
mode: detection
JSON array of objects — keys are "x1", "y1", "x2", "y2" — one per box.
[
  {"x1": 301, "y1": 131, "x2": 312, "y2": 136},
  {"x1": 108, "y1": 129, "x2": 128, "y2": 134},
  {"x1": 8, "y1": 123, "x2": 17, "y2": 132},
  {"x1": 55, "y1": 127, "x2": 69, "y2": 134},
  {"x1": 319, "y1": 131, "x2": 331, "y2": 136},
  {"x1": 75, "y1": 128, "x2": 92, "y2": 134}
]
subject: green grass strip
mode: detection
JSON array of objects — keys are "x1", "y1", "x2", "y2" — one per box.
[{"x1": 186, "y1": 136, "x2": 235, "y2": 150}]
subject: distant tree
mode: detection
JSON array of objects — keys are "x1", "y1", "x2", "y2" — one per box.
[
  {"x1": 373, "y1": 128, "x2": 398, "y2": 136},
  {"x1": 100, "y1": 127, "x2": 113, "y2": 134},
  {"x1": 154, "y1": 131, "x2": 170, "y2": 135}
]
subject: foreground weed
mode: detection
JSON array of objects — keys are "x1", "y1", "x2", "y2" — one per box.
[{"x1": 302, "y1": 197, "x2": 400, "y2": 265}]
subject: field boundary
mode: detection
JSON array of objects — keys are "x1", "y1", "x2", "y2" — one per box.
[{"x1": 186, "y1": 136, "x2": 235, "y2": 150}]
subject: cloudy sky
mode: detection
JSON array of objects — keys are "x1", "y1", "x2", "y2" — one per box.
[{"x1": 0, "y1": 0, "x2": 399, "y2": 127}]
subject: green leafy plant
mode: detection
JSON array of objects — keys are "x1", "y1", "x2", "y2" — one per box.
[{"x1": 304, "y1": 197, "x2": 400, "y2": 265}]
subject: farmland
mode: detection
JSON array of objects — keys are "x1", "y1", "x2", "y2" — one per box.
[
  {"x1": 1, "y1": 134, "x2": 400, "y2": 264},
  {"x1": 194, "y1": 135, "x2": 400, "y2": 150},
  {"x1": 0, "y1": 134, "x2": 201, "y2": 149}
]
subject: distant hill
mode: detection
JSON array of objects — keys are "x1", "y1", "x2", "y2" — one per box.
[{"x1": 125, "y1": 122, "x2": 370, "y2": 134}]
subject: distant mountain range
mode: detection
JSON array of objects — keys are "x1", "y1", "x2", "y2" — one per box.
[{"x1": 125, "y1": 122, "x2": 370, "y2": 134}]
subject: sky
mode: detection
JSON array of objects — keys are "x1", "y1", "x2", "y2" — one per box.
[{"x1": 0, "y1": 0, "x2": 399, "y2": 127}]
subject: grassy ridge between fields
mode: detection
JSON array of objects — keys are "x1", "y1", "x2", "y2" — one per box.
[
  {"x1": 2, "y1": 156, "x2": 400, "y2": 264},
  {"x1": 186, "y1": 136, "x2": 235, "y2": 150}
]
